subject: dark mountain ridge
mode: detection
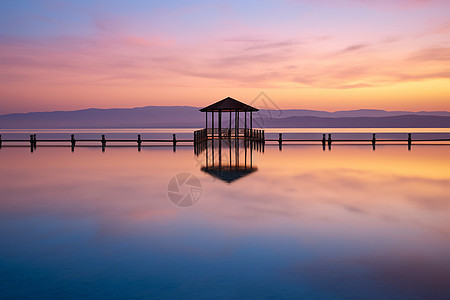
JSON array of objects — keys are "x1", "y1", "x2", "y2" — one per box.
[{"x1": 0, "y1": 106, "x2": 449, "y2": 128}]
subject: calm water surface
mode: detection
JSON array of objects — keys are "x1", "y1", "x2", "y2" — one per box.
[{"x1": 0, "y1": 142, "x2": 449, "y2": 299}]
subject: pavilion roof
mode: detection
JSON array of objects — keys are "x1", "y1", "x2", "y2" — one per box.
[{"x1": 199, "y1": 97, "x2": 259, "y2": 112}]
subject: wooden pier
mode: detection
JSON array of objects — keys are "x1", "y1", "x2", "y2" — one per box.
[
  {"x1": 0, "y1": 132, "x2": 448, "y2": 153},
  {"x1": 0, "y1": 133, "x2": 192, "y2": 152},
  {"x1": 266, "y1": 132, "x2": 450, "y2": 151}
]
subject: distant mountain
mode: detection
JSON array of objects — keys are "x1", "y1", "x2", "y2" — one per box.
[
  {"x1": 260, "y1": 109, "x2": 450, "y2": 118},
  {"x1": 261, "y1": 115, "x2": 450, "y2": 128},
  {"x1": 0, "y1": 106, "x2": 449, "y2": 128},
  {"x1": 0, "y1": 106, "x2": 204, "y2": 129}
]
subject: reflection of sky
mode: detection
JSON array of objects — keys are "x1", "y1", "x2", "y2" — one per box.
[{"x1": 0, "y1": 146, "x2": 449, "y2": 299}]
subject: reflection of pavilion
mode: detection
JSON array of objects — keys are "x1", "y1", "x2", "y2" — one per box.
[
  {"x1": 194, "y1": 97, "x2": 264, "y2": 183},
  {"x1": 198, "y1": 139, "x2": 262, "y2": 183}
]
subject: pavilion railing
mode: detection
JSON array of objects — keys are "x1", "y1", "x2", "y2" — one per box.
[
  {"x1": 193, "y1": 128, "x2": 265, "y2": 156},
  {"x1": 195, "y1": 128, "x2": 265, "y2": 141}
]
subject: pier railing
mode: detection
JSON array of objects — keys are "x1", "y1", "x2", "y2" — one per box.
[
  {"x1": 0, "y1": 132, "x2": 449, "y2": 152},
  {"x1": 0, "y1": 133, "x2": 192, "y2": 152},
  {"x1": 265, "y1": 133, "x2": 450, "y2": 150}
]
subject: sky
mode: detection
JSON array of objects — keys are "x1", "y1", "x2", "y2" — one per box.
[{"x1": 0, "y1": 0, "x2": 449, "y2": 114}]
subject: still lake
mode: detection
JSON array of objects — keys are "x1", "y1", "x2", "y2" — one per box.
[{"x1": 0, "y1": 128, "x2": 449, "y2": 299}]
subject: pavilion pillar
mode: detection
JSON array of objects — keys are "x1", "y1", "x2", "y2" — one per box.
[
  {"x1": 205, "y1": 111, "x2": 208, "y2": 132},
  {"x1": 235, "y1": 110, "x2": 238, "y2": 138},
  {"x1": 219, "y1": 110, "x2": 222, "y2": 140},
  {"x1": 244, "y1": 111, "x2": 247, "y2": 138},
  {"x1": 250, "y1": 111, "x2": 253, "y2": 137},
  {"x1": 237, "y1": 111, "x2": 239, "y2": 138},
  {"x1": 211, "y1": 111, "x2": 214, "y2": 139},
  {"x1": 229, "y1": 111, "x2": 232, "y2": 138}
]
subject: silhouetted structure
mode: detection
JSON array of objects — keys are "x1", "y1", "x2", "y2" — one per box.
[
  {"x1": 199, "y1": 97, "x2": 261, "y2": 140},
  {"x1": 194, "y1": 97, "x2": 264, "y2": 181}
]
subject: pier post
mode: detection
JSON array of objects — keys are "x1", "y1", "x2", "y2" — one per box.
[
  {"x1": 408, "y1": 133, "x2": 412, "y2": 151},
  {"x1": 71, "y1": 134, "x2": 76, "y2": 152},
  {"x1": 261, "y1": 130, "x2": 265, "y2": 152},
  {"x1": 194, "y1": 131, "x2": 196, "y2": 155},
  {"x1": 372, "y1": 133, "x2": 376, "y2": 151},
  {"x1": 278, "y1": 133, "x2": 282, "y2": 151},
  {"x1": 137, "y1": 134, "x2": 142, "y2": 152},
  {"x1": 173, "y1": 134, "x2": 177, "y2": 152},
  {"x1": 322, "y1": 134, "x2": 326, "y2": 150},
  {"x1": 101, "y1": 134, "x2": 106, "y2": 152},
  {"x1": 328, "y1": 134, "x2": 332, "y2": 150},
  {"x1": 33, "y1": 134, "x2": 37, "y2": 149},
  {"x1": 30, "y1": 134, "x2": 34, "y2": 152},
  {"x1": 0, "y1": 134, "x2": 2, "y2": 149}
]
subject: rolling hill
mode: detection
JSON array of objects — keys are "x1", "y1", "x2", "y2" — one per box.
[{"x1": 0, "y1": 106, "x2": 449, "y2": 128}]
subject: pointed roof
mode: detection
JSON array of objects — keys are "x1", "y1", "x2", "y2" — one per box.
[{"x1": 200, "y1": 97, "x2": 259, "y2": 112}]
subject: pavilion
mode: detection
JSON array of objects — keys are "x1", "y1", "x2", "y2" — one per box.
[{"x1": 199, "y1": 97, "x2": 259, "y2": 139}]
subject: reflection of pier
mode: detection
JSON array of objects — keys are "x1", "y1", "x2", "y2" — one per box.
[{"x1": 194, "y1": 97, "x2": 264, "y2": 183}]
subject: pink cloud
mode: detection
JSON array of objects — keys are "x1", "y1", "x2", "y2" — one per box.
[
  {"x1": 1, "y1": 31, "x2": 449, "y2": 90},
  {"x1": 297, "y1": 0, "x2": 444, "y2": 10}
]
